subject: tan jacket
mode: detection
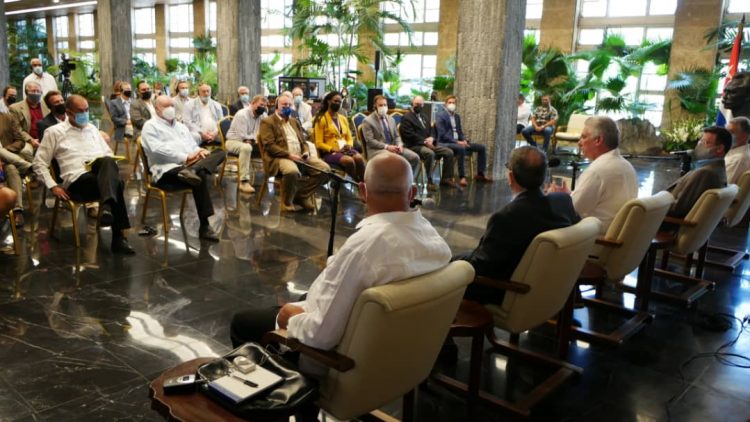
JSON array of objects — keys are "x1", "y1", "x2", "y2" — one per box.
[
  {"x1": 9, "y1": 100, "x2": 49, "y2": 142},
  {"x1": 258, "y1": 113, "x2": 310, "y2": 176},
  {"x1": 0, "y1": 112, "x2": 29, "y2": 153}
]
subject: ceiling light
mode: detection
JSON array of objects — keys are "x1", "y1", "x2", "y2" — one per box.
[{"x1": 5, "y1": 1, "x2": 97, "y2": 15}]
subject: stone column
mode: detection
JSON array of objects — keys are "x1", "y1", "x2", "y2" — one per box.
[
  {"x1": 0, "y1": 2, "x2": 7, "y2": 89},
  {"x1": 98, "y1": 0, "x2": 133, "y2": 99},
  {"x1": 539, "y1": 0, "x2": 578, "y2": 53},
  {"x1": 155, "y1": 4, "x2": 168, "y2": 72},
  {"x1": 217, "y1": 0, "x2": 261, "y2": 103},
  {"x1": 67, "y1": 13, "x2": 78, "y2": 52},
  {"x1": 454, "y1": 0, "x2": 526, "y2": 179},
  {"x1": 194, "y1": 0, "x2": 209, "y2": 38},
  {"x1": 45, "y1": 16, "x2": 56, "y2": 61},
  {"x1": 436, "y1": 0, "x2": 458, "y2": 76},
  {"x1": 662, "y1": 0, "x2": 724, "y2": 129}
]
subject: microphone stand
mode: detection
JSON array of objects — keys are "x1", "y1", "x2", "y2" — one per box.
[{"x1": 294, "y1": 159, "x2": 357, "y2": 257}]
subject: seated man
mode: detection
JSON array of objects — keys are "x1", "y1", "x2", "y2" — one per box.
[
  {"x1": 32, "y1": 95, "x2": 135, "y2": 255},
  {"x1": 361, "y1": 95, "x2": 420, "y2": 175},
  {"x1": 37, "y1": 90, "x2": 67, "y2": 140},
  {"x1": 141, "y1": 96, "x2": 226, "y2": 242},
  {"x1": 0, "y1": 86, "x2": 17, "y2": 114},
  {"x1": 172, "y1": 80, "x2": 192, "y2": 123},
  {"x1": 257, "y1": 94, "x2": 330, "y2": 212},
  {"x1": 548, "y1": 116, "x2": 637, "y2": 233},
  {"x1": 516, "y1": 93, "x2": 531, "y2": 134},
  {"x1": 521, "y1": 94, "x2": 557, "y2": 151},
  {"x1": 10, "y1": 81, "x2": 48, "y2": 160},
  {"x1": 400, "y1": 96, "x2": 455, "y2": 190},
  {"x1": 130, "y1": 80, "x2": 155, "y2": 141},
  {"x1": 108, "y1": 82, "x2": 133, "y2": 143},
  {"x1": 229, "y1": 85, "x2": 250, "y2": 116},
  {"x1": 225, "y1": 94, "x2": 268, "y2": 194},
  {"x1": 292, "y1": 87, "x2": 313, "y2": 131},
  {"x1": 185, "y1": 83, "x2": 223, "y2": 146},
  {"x1": 230, "y1": 153, "x2": 452, "y2": 350},
  {"x1": 667, "y1": 126, "x2": 732, "y2": 219},
  {"x1": 454, "y1": 146, "x2": 579, "y2": 305},
  {"x1": 725, "y1": 116, "x2": 750, "y2": 185},
  {"x1": 0, "y1": 111, "x2": 35, "y2": 225},
  {"x1": 435, "y1": 95, "x2": 491, "y2": 186}
]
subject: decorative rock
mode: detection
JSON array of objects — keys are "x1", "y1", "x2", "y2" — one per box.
[{"x1": 617, "y1": 118, "x2": 664, "y2": 156}]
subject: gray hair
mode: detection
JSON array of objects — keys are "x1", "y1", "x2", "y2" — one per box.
[
  {"x1": 730, "y1": 116, "x2": 750, "y2": 135},
  {"x1": 585, "y1": 116, "x2": 620, "y2": 150},
  {"x1": 364, "y1": 154, "x2": 413, "y2": 195}
]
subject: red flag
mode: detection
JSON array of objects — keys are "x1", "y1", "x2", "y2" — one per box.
[{"x1": 726, "y1": 15, "x2": 745, "y2": 87}]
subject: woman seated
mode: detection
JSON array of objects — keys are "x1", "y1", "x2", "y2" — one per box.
[{"x1": 313, "y1": 91, "x2": 366, "y2": 182}]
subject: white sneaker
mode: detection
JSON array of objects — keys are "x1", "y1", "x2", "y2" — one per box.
[{"x1": 239, "y1": 181, "x2": 255, "y2": 194}]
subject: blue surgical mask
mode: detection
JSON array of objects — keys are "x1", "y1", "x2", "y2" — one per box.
[
  {"x1": 240, "y1": 94, "x2": 250, "y2": 103},
  {"x1": 280, "y1": 107, "x2": 293, "y2": 118},
  {"x1": 75, "y1": 111, "x2": 89, "y2": 126}
]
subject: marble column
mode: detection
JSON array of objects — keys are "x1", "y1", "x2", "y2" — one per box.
[
  {"x1": 436, "y1": 0, "x2": 458, "y2": 76},
  {"x1": 98, "y1": 0, "x2": 132, "y2": 99},
  {"x1": 454, "y1": 0, "x2": 526, "y2": 180},
  {"x1": 45, "y1": 16, "x2": 56, "y2": 61},
  {"x1": 155, "y1": 4, "x2": 168, "y2": 72},
  {"x1": 217, "y1": 0, "x2": 261, "y2": 103},
  {"x1": 539, "y1": 0, "x2": 577, "y2": 53},
  {"x1": 662, "y1": 0, "x2": 724, "y2": 129},
  {"x1": 67, "y1": 14, "x2": 78, "y2": 52},
  {"x1": 194, "y1": 0, "x2": 209, "y2": 38},
  {"x1": 0, "y1": 2, "x2": 7, "y2": 90}
]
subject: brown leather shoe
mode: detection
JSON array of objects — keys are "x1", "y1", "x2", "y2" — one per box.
[
  {"x1": 280, "y1": 203, "x2": 303, "y2": 212},
  {"x1": 440, "y1": 179, "x2": 457, "y2": 188},
  {"x1": 294, "y1": 196, "x2": 316, "y2": 211},
  {"x1": 459, "y1": 178, "x2": 468, "y2": 187},
  {"x1": 474, "y1": 174, "x2": 493, "y2": 183},
  {"x1": 427, "y1": 183, "x2": 438, "y2": 192}
]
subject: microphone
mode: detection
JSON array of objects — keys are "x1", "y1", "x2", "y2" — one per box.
[
  {"x1": 548, "y1": 157, "x2": 562, "y2": 168},
  {"x1": 669, "y1": 149, "x2": 693, "y2": 156},
  {"x1": 293, "y1": 159, "x2": 357, "y2": 185},
  {"x1": 410, "y1": 197, "x2": 436, "y2": 209}
]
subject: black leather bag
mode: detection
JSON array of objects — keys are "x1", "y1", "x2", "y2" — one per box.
[{"x1": 197, "y1": 343, "x2": 318, "y2": 420}]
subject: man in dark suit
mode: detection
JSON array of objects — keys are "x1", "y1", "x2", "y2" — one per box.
[
  {"x1": 435, "y1": 95, "x2": 491, "y2": 186},
  {"x1": 361, "y1": 95, "x2": 420, "y2": 175},
  {"x1": 109, "y1": 82, "x2": 133, "y2": 142},
  {"x1": 400, "y1": 95, "x2": 455, "y2": 190},
  {"x1": 130, "y1": 80, "x2": 155, "y2": 141},
  {"x1": 257, "y1": 94, "x2": 329, "y2": 212},
  {"x1": 667, "y1": 126, "x2": 731, "y2": 219},
  {"x1": 37, "y1": 90, "x2": 66, "y2": 140},
  {"x1": 229, "y1": 85, "x2": 250, "y2": 116},
  {"x1": 454, "y1": 146, "x2": 579, "y2": 305}
]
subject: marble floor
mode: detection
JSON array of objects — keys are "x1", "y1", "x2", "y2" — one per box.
[{"x1": 1, "y1": 156, "x2": 749, "y2": 421}]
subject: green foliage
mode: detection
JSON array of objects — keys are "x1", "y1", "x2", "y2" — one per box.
[
  {"x1": 666, "y1": 67, "x2": 720, "y2": 119},
  {"x1": 432, "y1": 56, "x2": 456, "y2": 96},
  {"x1": 47, "y1": 51, "x2": 101, "y2": 101},
  {"x1": 287, "y1": 0, "x2": 415, "y2": 89},
  {"x1": 7, "y1": 19, "x2": 52, "y2": 91},
  {"x1": 261, "y1": 53, "x2": 288, "y2": 94}
]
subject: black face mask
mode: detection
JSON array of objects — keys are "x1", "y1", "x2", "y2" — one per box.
[
  {"x1": 330, "y1": 103, "x2": 341, "y2": 112},
  {"x1": 254, "y1": 106, "x2": 267, "y2": 116},
  {"x1": 53, "y1": 103, "x2": 66, "y2": 115},
  {"x1": 123, "y1": 90, "x2": 132, "y2": 98},
  {"x1": 413, "y1": 105, "x2": 423, "y2": 114},
  {"x1": 141, "y1": 91, "x2": 152, "y2": 100},
  {"x1": 6, "y1": 96, "x2": 16, "y2": 105}
]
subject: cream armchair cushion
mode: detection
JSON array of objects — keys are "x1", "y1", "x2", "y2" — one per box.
[
  {"x1": 674, "y1": 185, "x2": 738, "y2": 256},
  {"x1": 724, "y1": 170, "x2": 750, "y2": 227},
  {"x1": 555, "y1": 113, "x2": 589, "y2": 141},
  {"x1": 321, "y1": 260, "x2": 474, "y2": 421},
  {"x1": 486, "y1": 217, "x2": 601, "y2": 334}
]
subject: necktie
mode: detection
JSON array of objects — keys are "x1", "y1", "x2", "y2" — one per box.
[{"x1": 381, "y1": 117, "x2": 393, "y2": 144}]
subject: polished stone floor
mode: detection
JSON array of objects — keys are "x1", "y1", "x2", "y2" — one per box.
[{"x1": 1, "y1": 156, "x2": 749, "y2": 421}]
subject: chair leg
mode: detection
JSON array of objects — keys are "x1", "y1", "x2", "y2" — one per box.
[
  {"x1": 8, "y1": 210, "x2": 19, "y2": 255},
  {"x1": 179, "y1": 192, "x2": 188, "y2": 218},
  {"x1": 219, "y1": 160, "x2": 227, "y2": 184},
  {"x1": 125, "y1": 138, "x2": 132, "y2": 163},
  {"x1": 556, "y1": 289, "x2": 575, "y2": 358},
  {"x1": 26, "y1": 182, "x2": 34, "y2": 212},
  {"x1": 141, "y1": 189, "x2": 151, "y2": 224},
  {"x1": 159, "y1": 191, "x2": 169, "y2": 230},
  {"x1": 256, "y1": 176, "x2": 268, "y2": 206},
  {"x1": 70, "y1": 202, "x2": 81, "y2": 248},
  {"x1": 696, "y1": 243, "x2": 708, "y2": 279},
  {"x1": 51, "y1": 197, "x2": 60, "y2": 239},
  {"x1": 113, "y1": 139, "x2": 120, "y2": 156},
  {"x1": 402, "y1": 389, "x2": 415, "y2": 422}
]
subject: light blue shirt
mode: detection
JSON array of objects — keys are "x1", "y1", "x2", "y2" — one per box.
[{"x1": 141, "y1": 115, "x2": 201, "y2": 183}]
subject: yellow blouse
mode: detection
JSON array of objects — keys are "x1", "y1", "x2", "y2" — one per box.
[{"x1": 313, "y1": 111, "x2": 354, "y2": 154}]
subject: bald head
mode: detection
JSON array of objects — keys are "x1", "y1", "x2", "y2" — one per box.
[
  {"x1": 280, "y1": 90, "x2": 294, "y2": 100},
  {"x1": 361, "y1": 154, "x2": 415, "y2": 214},
  {"x1": 412, "y1": 96, "x2": 425, "y2": 108},
  {"x1": 155, "y1": 95, "x2": 173, "y2": 110}
]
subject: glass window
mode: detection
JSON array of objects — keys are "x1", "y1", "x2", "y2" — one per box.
[
  {"x1": 138, "y1": 52, "x2": 156, "y2": 66},
  {"x1": 609, "y1": 27, "x2": 645, "y2": 45},
  {"x1": 649, "y1": 0, "x2": 677, "y2": 15},
  {"x1": 79, "y1": 40, "x2": 95, "y2": 50},
  {"x1": 728, "y1": 0, "x2": 750, "y2": 13},
  {"x1": 609, "y1": 0, "x2": 647, "y2": 17},
  {"x1": 34, "y1": 18, "x2": 46, "y2": 33},
  {"x1": 579, "y1": 29, "x2": 605, "y2": 45},
  {"x1": 581, "y1": 0, "x2": 607, "y2": 17},
  {"x1": 135, "y1": 39, "x2": 156, "y2": 49},
  {"x1": 170, "y1": 52, "x2": 194, "y2": 63},
  {"x1": 645, "y1": 27, "x2": 673, "y2": 41},
  {"x1": 526, "y1": 0, "x2": 543, "y2": 20},
  {"x1": 54, "y1": 15, "x2": 68, "y2": 38},
  {"x1": 169, "y1": 4, "x2": 194, "y2": 33},
  {"x1": 392, "y1": 54, "x2": 436, "y2": 96},
  {"x1": 261, "y1": 35, "x2": 289, "y2": 48},
  {"x1": 134, "y1": 8, "x2": 155, "y2": 34},
  {"x1": 169, "y1": 38, "x2": 192, "y2": 49},
  {"x1": 209, "y1": 1, "x2": 217, "y2": 32},
  {"x1": 78, "y1": 13, "x2": 95, "y2": 37},
  {"x1": 423, "y1": 32, "x2": 438, "y2": 46},
  {"x1": 261, "y1": 0, "x2": 293, "y2": 29}
]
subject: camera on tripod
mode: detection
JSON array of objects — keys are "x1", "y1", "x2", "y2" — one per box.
[{"x1": 59, "y1": 53, "x2": 76, "y2": 79}]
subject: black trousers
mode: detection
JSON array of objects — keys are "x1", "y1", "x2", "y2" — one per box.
[
  {"x1": 67, "y1": 156, "x2": 131, "y2": 231},
  {"x1": 452, "y1": 252, "x2": 506, "y2": 306},
  {"x1": 155, "y1": 150, "x2": 225, "y2": 221},
  {"x1": 230, "y1": 293, "x2": 307, "y2": 348}
]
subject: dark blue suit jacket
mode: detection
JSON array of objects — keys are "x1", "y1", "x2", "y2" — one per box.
[{"x1": 435, "y1": 110, "x2": 464, "y2": 144}]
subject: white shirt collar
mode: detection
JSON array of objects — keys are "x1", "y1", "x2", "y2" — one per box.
[{"x1": 355, "y1": 209, "x2": 421, "y2": 230}]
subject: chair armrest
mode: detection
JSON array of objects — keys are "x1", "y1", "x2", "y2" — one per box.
[
  {"x1": 595, "y1": 237, "x2": 623, "y2": 248},
  {"x1": 663, "y1": 216, "x2": 698, "y2": 227},
  {"x1": 474, "y1": 276, "x2": 531, "y2": 293},
  {"x1": 261, "y1": 329, "x2": 355, "y2": 372}
]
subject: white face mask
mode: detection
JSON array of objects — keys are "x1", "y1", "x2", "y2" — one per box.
[
  {"x1": 377, "y1": 105, "x2": 388, "y2": 116},
  {"x1": 200, "y1": 95, "x2": 209, "y2": 104},
  {"x1": 32, "y1": 66, "x2": 43, "y2": 75},
  {"x1": 294, "y1": 95, "x2": 303, "y2": 106},
  {"x1": 179, "y1": 88, "x2": 189, "y2": 97},
  {"x1": 446, "y1": 103, "x2": 457, "y2": 112},
  {"x1": 161, "y1": 106, "x2": 176, "y2": 121}
]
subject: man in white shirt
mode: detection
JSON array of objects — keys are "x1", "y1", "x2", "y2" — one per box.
[
  {"x1": 141, "y1": 95, "x2": 226, "y2": 242},
  {"x1": 516, "y1": 93, "x2": 531, "y2": 134},
  {"x1": 725, "y1": 116, "x2": 750, "y2": 185},
  {"x1": 22, "y1": 58, "x2": 58, "y2": 96},
  {"x1": 230, "y1": 153, "x2": 452, "y2": 351},
  {"x1": 548, "y1": 116, "x2": 637, "y2": 232},
  {"x1": 185, "y1": 83, "x2": 223, "y2": 147},
  {"x1": 0, "y1": 86, "x2": 17, "y2": 114},
  {"x1": 292, "y1": 87, "x2": 313, "y2": 131},
  {"x1": 33, "y1": 95, "x2": 135, "y2": 255},
  {"x1": 172, "y1": 80, "x2": 192, "y2": 123},
  {"x1": 225, "y1": 95, "x2": 268, "y2": 194}
]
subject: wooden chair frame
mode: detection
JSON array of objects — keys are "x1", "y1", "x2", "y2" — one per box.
[
  {"x1": 136, "y1": 138, "x2": 191, "y2": 230},
  {"x1": 7, "y1": 209, "x2": 20, "y2": 255}
]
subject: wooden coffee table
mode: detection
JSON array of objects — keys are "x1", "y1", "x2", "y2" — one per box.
[{"x1": 149, "y1": 357, "x2": 246, "y2": 422}]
